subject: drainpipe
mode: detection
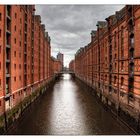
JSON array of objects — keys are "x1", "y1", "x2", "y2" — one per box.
[
  {"x1": 103, "y1": 37, "x2": 105, "y2": 103},
  {"x1": 96, "y1": 24, "x2": 100, "y2": 94},
  {"x1": 4, "y1": 6, "x2": 7, "y2": 132},
  {"x1": 105, "y1": 17, "x2": 110, "y2": 104},
  {"x1": 92, "y1": 43, "x2": 93, "y2": 88},
  {"x1": 117, "y1": 12, "x2": 120, "y2": 117}
]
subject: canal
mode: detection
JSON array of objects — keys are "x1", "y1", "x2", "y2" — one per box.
[{"x1": 7, "y1": 74, "x2": 135, "y2": 135}]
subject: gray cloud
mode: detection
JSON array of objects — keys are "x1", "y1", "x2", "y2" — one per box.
[{"x1": 35, "y1": 5, "x2": 124, "y2": 66}]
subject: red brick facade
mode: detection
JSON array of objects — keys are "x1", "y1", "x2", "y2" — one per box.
[
  {"x1": 69, "y1": 60, "x2": 75, "y2": 72},
  {"x1": 50, "y1": 57, "x2": 62, "y2": 77},
  {"x1": 0, "y1": 5, "x2": 59, "y2": 116},
  {"x1": 71, "y1": 5, "x2": 140, "y2": 120},
  {"x1": 0, "y1": 6, "x2": 6, "y2": 115}
]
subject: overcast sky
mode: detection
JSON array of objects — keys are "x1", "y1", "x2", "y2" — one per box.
[{"x1": 35, "y1": 5, "x2": 124, "y2": 67}]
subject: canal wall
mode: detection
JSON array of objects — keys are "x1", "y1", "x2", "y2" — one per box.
[
  {"x1": 75, "y1": 75, "x2": 140, "y2": 134},
  {"x1": 0, "y1": 75, "x2": 59, "y2": 134}
]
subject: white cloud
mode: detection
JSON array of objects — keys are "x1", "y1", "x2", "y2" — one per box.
[{"x1": 35, "y1": 5, "x2": 124, "y2": 67}]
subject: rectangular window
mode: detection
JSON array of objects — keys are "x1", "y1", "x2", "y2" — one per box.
[
  {"x1": 0, "y1": 100, "x2": 1, "y2": 106},
  {"x1": 19, "y1": 53, "x2": 21, "y2": 58},
  {"x1": 0, "y1": 13, "x2": 1, "y2": 21},
  {"x1": 130, "y1": 49, "x2": 134, "y2": 58},
  {"x1": 15, "y1": 38, "x2": 16, "y2": 44},
  {"x1": 14, "y1": 77, "x2": 16, "y2": 81},
  {"x1": 0, "y1": 29, "x2": 1, "y2": 37},
  {"x1": 121, "y1": 77, "x2": 124, "y2": 87},
  {"x1": 15, "y1": 25, "x2": 16, "y2": 31},
  {"x1": 14, "y1": 64, "x2": 16, "y2": 69},
  {"x1": 115, "y1": 63, "x2": 117, "y2": 70},
  {"x1": 14, "y1": 51, "x2": 16, "y2": 57},
  {"x1": 19, "y1": 64, "x2": 21, "y2": 69},
  {"x1": 121, "y1": 62, "x2": 124, "y2": 71},
  {"x1": 15, "y1": 13, "x2": 17, "y2": 18}
]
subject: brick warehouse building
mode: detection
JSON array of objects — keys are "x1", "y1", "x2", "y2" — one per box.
[
  {"x1": 0, "y1": 5, "x2": 61, "y2": 122},
  {"x1": 70, "y1": 5, "x2": 140, "y2": 132},
  {"x1": 69, "y1": 60, "x2": 75, "y2": 72},
  {"x1": 50, "y1": 56, "x2": 63, "y2": 76}
]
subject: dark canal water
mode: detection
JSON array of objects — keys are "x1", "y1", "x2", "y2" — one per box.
[{"x1": 7, "y1": 74, "x2": 135, "y2": 135}]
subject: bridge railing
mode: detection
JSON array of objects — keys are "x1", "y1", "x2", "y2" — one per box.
[{"x1": 59, "y1": 70, "x2": 75, "y2": 74}]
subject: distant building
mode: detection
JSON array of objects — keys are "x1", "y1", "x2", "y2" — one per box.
[
  {"x1": 69, "y1": 60, "x2": 75, "y2": 72},
  {"x1": 57, "y1": 52, "x2": 64, "y2": 70},
  {"x1": 50, "y1": 56, "x2": 62, "y2": 75}
]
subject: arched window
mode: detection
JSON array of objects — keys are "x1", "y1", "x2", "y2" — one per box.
[
  {"x1": 121, "y1": 77, "x2": 124, "y2": 87},
  {"x1": 130, "y1": 48, "x2": 134, "y2": 58},
  {"x1": 121, "y1": 62, "x2": 124, "y2": 71},
  {"x1": 115, "y1": 63, "x2": 117, "y2": 71},
  {"x1": 114, "y1": 76, "x2": 117, "y2": 85},
  {"x1": 105, "y1": 75, "x2": 107, "y2": 81},
  {"x1": 115, "y1": 53, "x2": 117, "y2": 60},
  {"x1": 129, "y1": 78, "x2": 134, "y2": 93},
  {"x1": 129, "y1": 62, "x2": 134, "y2": 72}
]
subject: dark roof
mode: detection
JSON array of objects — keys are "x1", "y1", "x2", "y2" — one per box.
[
  {"x1": 91, "y1": 30, "x2": 97, "y2": 37},
  {"x1": 35, "y1": 15, "x2": 41, "y2": 23},
  {"x1": 97, "y1": 21, "x2": 107, "y2": 28},
  {"x1": 75, "y1": 47, "x2": 84, "y2": 56},
  {"x1": 106, "y1": 6, "x2": 126, "y2": 25}
]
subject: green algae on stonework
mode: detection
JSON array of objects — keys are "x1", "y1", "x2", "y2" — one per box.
[{"x1": 0, "y1": 115, "x2": 4, "y2": 132}]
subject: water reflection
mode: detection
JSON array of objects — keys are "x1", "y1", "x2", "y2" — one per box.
[
  {"x1": 7, "y1": 74, "x2": 134, "y2": 135},
  {"x1": 49, "y1": 74, "x2": 86, "y2": 135}
]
